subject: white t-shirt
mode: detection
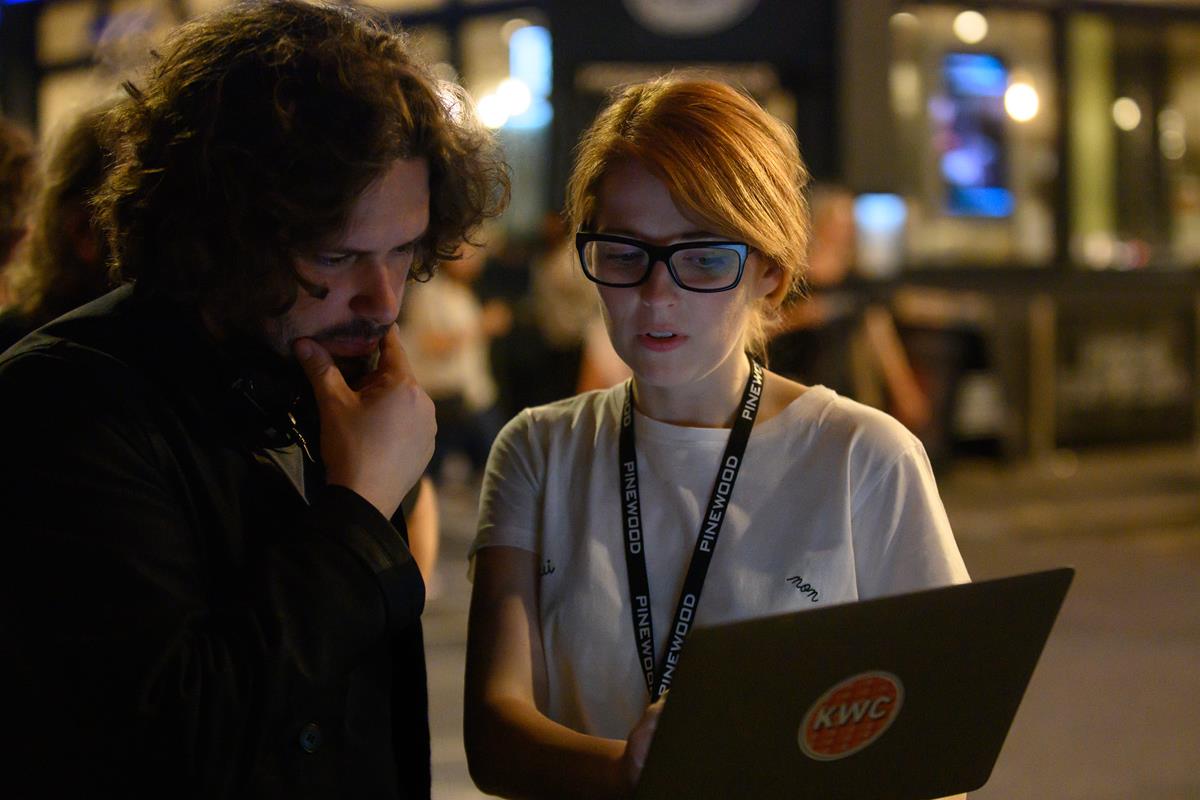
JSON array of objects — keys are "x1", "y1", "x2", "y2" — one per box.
[
  {"x1": 473, "y1": 383, "x2": 968, "y2": 739},
  {"x1": 398, "y1": 275, "x2": 497, "y2": 411}
]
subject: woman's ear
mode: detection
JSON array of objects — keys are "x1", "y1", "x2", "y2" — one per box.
[{"x1": 753, "y1": 255, "x2": 785, "y2": 307}]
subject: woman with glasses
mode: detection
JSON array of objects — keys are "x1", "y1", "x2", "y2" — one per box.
[{"x1": 464, "y1": 76, "x2": 968, "y2": 799}]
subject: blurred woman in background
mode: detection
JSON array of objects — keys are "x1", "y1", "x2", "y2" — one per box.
[
  {"x1": 0, "y1": 101, "x2": 113, "y2": 350},
  {"x1": 0, "y1": 115, "x2": 37, "y2": 308},
  {"x1": 768, "y1": 184, "x2": 931, "y2": 433}
]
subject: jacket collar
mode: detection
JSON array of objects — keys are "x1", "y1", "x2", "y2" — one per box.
[{"x1": 38, "y1": 284, "x2": 319, "y2": 458}]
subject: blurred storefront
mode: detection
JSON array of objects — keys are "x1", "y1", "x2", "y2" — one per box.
[
  {"x1": 2, "y1": 0, "x2": 1197, "y2": 459},
  {"x1": 842, "y1": 1, "x2": 1199, "y2": 459}
]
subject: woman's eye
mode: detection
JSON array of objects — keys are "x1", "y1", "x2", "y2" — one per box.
[
  {"x1": 602, "y1": 249, "x2": 642, "y2": 264},
  {"x1": 679, "y1": 249, "x2": 735, "y2": 271}
]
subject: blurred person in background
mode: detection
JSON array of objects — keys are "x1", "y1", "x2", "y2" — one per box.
[
  {"x1": 0, "y1": 1, "x2": 506, "y2": 796},
  {"x1": 406, "y1": 475, "x2": 441, "y2": 598},
  {"x1": 464, "y1": 76, "x2": 966, "y2": 799},
  {"x1": 768, "y1": 184, "x2": 931, "y2": 434},
  {"x1": 534, "y1": 209, "x2": 637, "y2": 396},
  {"x1": 0, "y1": 100, "x2": 116, "y2": 351},
  {"x1": 400, "y1": 239, "x2": 510, "y2": 485},
  {"x1": 528, "y1": 210, "x2": 593, "y2": 398},
  {"x1": 472, "y1": 222, "x2": 528, "y2": 415},
  {"x1": 490, "y1": 212, "x2": 625, "y2": 415},
  {"x1": 0, "y1": 116, "x2": 37, "y2": 304}
]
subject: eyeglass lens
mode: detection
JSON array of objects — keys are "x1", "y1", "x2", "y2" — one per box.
[{"x1": 581, "y1": 240, "x2": 741, "y2": 290}]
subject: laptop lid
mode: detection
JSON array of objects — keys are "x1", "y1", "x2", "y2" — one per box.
[{"x1": 635, "y1": 567, "x2": 1074, "y2": 800}]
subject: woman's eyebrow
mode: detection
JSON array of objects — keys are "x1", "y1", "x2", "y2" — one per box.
[{"x1": 596, "y1": 227, "x2": 723, "y2": 241}]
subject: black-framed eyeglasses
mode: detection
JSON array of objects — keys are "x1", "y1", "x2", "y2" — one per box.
[{"x1": 576, "y1": 232, "x2": 749, "y2": 293}]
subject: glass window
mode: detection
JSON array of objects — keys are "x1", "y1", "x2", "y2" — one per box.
[
  {"x1": 891, "y1": 5, "x2": 1058, "y2": 267},
  {"x1": 461, "y1": 9, "x2": 552, "y2": 236},
  {"x1": 183, "y1": 0, "x2": 234, "y2": 18},
  {"x1": 1165, "y1": 24, "x2": 1200, "y2": 268},
  {"x1": 35, "y1": 0, "x2": 179, "y2": 133},
  {"x1": 407, "y1": 23, "x2": 451, "y2": 69},
  {"x1": 367, "y1": 0, "x2": 446, "y2": 13},
  {"x1": 37, "y1": 67, "x2": 111, "y2": 137},
  {"x1": 37, "y1": 0, "x2": 100, "y2": 66},
  {"x1": 1068, "y1": 15, "x2": 1200, "y2": 270},
  {"x1": 94, "y1": 0, "x2": 182, "y2": 79}
]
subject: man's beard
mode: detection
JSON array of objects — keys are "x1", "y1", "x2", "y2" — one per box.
[
  {"x1": 263, "y1": 315, "x2": 391, "y2": 389},
  {"x1": 314, "y1": 317, "x2": 390, "y2": 387},
  {"x1": 333, "y1": 348, "x2": 380, "y2": 388}
]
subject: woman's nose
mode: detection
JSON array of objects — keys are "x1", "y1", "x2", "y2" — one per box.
[{"x1": 638, "y1": 258, "x2": 678, "y2": 306}]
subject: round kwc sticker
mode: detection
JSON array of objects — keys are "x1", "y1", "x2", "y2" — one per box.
[{"x1": 798, "y1": 671, "x2": 904, "y2": 761}]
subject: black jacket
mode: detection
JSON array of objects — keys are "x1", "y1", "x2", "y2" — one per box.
[{"x1": 0, "y1": 286, "x2": 430, "y2": 798}]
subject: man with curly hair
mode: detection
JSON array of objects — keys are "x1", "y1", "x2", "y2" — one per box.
[{"x1": 0, "y1": 1, "x2": 507, "y2": 796}]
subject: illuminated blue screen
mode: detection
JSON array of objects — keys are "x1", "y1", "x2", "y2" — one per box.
[{"x1": 938, "y1": 53, "x2": 1012, "y2": 218}]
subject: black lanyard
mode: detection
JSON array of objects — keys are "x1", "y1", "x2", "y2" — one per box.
[{"x1": 619, "y1": 357, "x2": 764, "y2": 702}]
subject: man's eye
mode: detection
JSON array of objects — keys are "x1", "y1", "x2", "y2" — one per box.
[{"x1": 315, "y1": 253, "x2": 353, "y2": 267}]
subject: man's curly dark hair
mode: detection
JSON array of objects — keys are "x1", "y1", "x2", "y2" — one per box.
[{"x1": 95, "y1": 0, "x2": 509, "y2": 330}]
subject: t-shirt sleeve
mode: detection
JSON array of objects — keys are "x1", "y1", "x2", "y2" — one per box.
[
  {"x1": 472, "y1": 408, "x2": 543, "y2": 559},
  {"x1": 850, "y1": 441, "x2": 970, "y2": 598}
]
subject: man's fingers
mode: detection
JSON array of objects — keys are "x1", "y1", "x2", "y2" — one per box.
[
  {"x1": 294, "y1": 337, "x2": 350, "y2": 400},
  {"x1": 376, "y1": 323, "x2": 415, "y2": 378}
]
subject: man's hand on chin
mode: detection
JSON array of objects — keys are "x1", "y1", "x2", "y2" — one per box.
[{"x1": 295, "y1": 325, "x2": 435, "y2": 519}]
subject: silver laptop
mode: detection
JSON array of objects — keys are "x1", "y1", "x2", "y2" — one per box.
[{"x1": 635, "y1": 568, "x2": 1074, "y2": 800}]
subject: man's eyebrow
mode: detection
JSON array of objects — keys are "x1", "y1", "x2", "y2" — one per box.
[{"x1": 314, "y1": 225, "x2": 430, "y2": 254}]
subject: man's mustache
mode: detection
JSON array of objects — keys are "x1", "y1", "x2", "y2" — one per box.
[{"x1": 311, "y1": 318, "x2": 393, "y2": 343}]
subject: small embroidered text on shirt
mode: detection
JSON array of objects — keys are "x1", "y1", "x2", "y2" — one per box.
[{"x1": 787, "y1": 575, "x2": 820, "y2": 602}]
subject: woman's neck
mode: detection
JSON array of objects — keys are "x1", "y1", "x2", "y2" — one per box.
[{"x1": 631, "y1": 355, "x2": 752, "y2": 428}]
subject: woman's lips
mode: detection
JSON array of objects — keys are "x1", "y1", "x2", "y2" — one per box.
[{"x1": 638, "y1": 332, "x2": 687, "y2": 352}]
